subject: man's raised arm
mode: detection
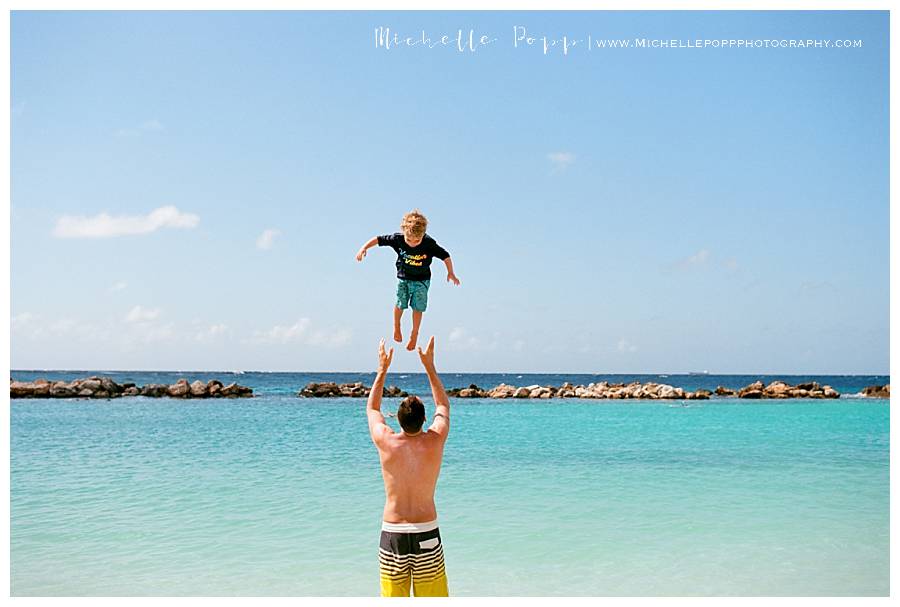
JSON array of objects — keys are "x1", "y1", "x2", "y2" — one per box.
[
  {"x1": 367, "y1": 339, "x2": 395, "y2": 444},
  {"x1": 417, "y1": 336, "x2": 450, "y2": 439}
]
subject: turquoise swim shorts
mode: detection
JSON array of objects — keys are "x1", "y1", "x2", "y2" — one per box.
[{"x1": 396, "y1": 279, "x2": 430, "y2": 312}]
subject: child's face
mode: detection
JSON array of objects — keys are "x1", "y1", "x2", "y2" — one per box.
[{"x1": 403, "y1": 233, "x2": 423, "y2": 247}]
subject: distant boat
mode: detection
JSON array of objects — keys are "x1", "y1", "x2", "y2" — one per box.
[{"x1": 688, "y1": 371, "x2": 709, "y2": 375}]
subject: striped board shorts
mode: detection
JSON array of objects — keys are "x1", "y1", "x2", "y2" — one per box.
[{"x1": 379, "y1": 519, "x2": 449, "y2": 597}]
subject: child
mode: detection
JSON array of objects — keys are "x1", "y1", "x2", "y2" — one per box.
[{"x1": 356, "y1": 209, "x2": 460, "y2": 351}]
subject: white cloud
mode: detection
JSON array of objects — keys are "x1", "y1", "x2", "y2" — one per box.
[
  {"x1": 130, "y1": 321, "x2": 176, "y2": 344},
  {"x1": 247, "y1": 318, "x2": 351, "y2": 348},
  {"x1": 250, "y1": 318, "x2": 310, "y2": 344},
  {"x1": 108, "y1": 281, "x2": 128, "y2": 293},
  {"x1": 12, "y1": 313, "x2": 113, "y2": 342},
  {"x1": 448, "y1": 326, "x2": 479, "y2": 350},
  {"x1": 11, "y1": 312, "x2": 35, "y2": 329},
  {"x1": 668, "y1": 248, "x2": 712, "y2": 272},
  {"x1": 256, "y1": 228, "x2": 281, "y2": 250},
  {"x1": 125, "y1": 305, "x2": 161, "y2": 323},
  {"x1": 448, "y1": 327, "x2": 502, "y2": 352},
  {"x1": 115, "y1": 119, "x2": 165, "y2": 137},
  {"x1": 617, "y1": 338, "x2": 638, "y2": 353},
  {"x1": 190, "y1": 323, "x2": 230, "y2": 344},
  {"x1": 687, "y1": 249, "x2": 709, "y2": 265},
  {"x1": 53, "y1": 205, "x2": 200, "y2": 239},
  {"x1": 547, "y1": 151, "x2": 576, "y2": 172},
  {"x1": 307, "y1": 327, "x2": 352, "y2": 348}
]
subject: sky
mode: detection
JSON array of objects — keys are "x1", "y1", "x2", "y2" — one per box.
[{"x1": 10, "y1": 10, "x2": 890, "y2": 374}]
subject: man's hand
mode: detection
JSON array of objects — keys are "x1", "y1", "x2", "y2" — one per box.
[
  {"x1": 447, "y1": 273, "x2": 460, "y2": 286},
  {"x1": 416, "y1": 336, "x2": 435, "y2": 369},
  {"x1": 378, "y1": 338, "x2": 394, "y2": 374},
  {"x1": 356, "y1": 248, "x2": 367, "y2": 262}
]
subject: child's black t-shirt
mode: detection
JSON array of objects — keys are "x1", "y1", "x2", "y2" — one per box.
[{"x1": 377, "y1": 233, "x2": 450, "y2": 281}]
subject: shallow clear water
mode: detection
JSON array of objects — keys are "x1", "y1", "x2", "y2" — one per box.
[{"x1": 10, "y1": 372, "x2": 889, "y2": 596}]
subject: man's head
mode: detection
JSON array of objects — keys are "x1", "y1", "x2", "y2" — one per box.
[
  {"x1": 401, "y1": 209, "x2": 427, "y2": 247},
  {"x1": 397, "y1": 395, "x2": 426, "y2": 434}
]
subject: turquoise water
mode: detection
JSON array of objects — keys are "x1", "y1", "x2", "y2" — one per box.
[{"x1": 11, "y1": 392, "x2": 889, "y2": 596}]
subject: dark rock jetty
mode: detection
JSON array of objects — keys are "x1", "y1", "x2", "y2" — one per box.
[
  {"x1": 860, "y1": 384, "x2": 890, "y2": 398},
  {"x1": 298, "y1": 382, "x2": 408, "y2": 398},
  {"x1": 10, "y1": 376, "x2": 253, "y2": 399},
  {"x1": 301, "y1": 379, "x2": 850, "y2": 400}
]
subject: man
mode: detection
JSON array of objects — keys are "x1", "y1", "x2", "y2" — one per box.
[{"x1": 367, "y1": 336, "x2": 450, "y2": 597}]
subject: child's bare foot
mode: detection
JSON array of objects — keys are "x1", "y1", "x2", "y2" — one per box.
[
  {"x1": 406, "y1": 333, "x2": 419, "y2": 351},
  {"x1": 393, "y1": 327, "x2": 403, "y2": 343}
]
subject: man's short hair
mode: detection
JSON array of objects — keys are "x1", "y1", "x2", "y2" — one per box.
[{"x1": 397, "y1": 395, "x2": 425, "y2": 434}]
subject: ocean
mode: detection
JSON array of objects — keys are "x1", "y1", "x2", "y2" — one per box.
[{"x1": 10, "y1": 371, "x2": 890, "y2": 596}]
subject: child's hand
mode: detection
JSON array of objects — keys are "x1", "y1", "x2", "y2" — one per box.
[
  {"x1": 447, "y1": 273, "x2": 460, "y2": 286},
  {"x1": 356, "y1": 248, "x2": 367, "y2": 262}
]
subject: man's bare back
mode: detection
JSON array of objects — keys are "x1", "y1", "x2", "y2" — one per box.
[
  {"x1": 376, "y1": 429, "x2": 445, "y2": 523},
  {"x1": 367, "y1": 337, "x2": 451, "y2": 596}
]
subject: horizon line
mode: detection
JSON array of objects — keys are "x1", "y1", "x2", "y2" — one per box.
[{"x1": 9, "y1": 369, "x2": 891, "y2": 377}]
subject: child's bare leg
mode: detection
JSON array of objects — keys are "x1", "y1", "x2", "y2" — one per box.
[
  {"x1": 406, "y1": 310, "x2": 423, "y2": 351},
  {"x1": 393, "y1": 306, "x2": 403, "y2": 342}
]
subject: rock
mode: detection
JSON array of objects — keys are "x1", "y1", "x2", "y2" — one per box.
[
  {"x1": 764, "y1": 381, "x2": 791, "y2": 398},
  {"x1": 141, "y1": 384, "x2": 169, "y2": 397},
  {"x1": 220, "y1": 382, "x2": 253, "y2": 398},
  {"x1": 822, "y1": 386, "x2": 839, "y2": 399},
  {"x1": 384, "y1": 385, "x2": 408, "y2": 397},
  {"x1": 299, "y1": 382, "x2": 340, "y2": 397},
  {"x1": 123, "y1": 387, "x2": 140, "y2": 396},
  {"x1": 513, "y1": 387, "x2": 531, "y2": 399},
  {"x1": 32, "y1": 379, "x2": 52, "y2": 397},
  {"x1": 738, "y1": 381, "x2": 764, "y2": 398},
  {"x1": 861, "y1": 384, "x2": 890, "y2": 398},
  {"x1": 658, "y1": 385, "x2": 676, "y2": 399},
  {"x1": 190, "y1": 380, "x2": 208, "y2": 397},
  {"x1": 715, "y1": 386, "x2": 736, "y2": 396},
  {"x1": 454, "y1": 384, "x2": 484, "y2": 398},
  {"x1": 79, "y1": 378, "x2": 102, "y2": 392},
  {"x1": 49, "y1": 381, "x2": 76, "y2": 397},
  {"x1": 488, "y1": 384, "x2": 516, "y2": 398},
  {"x1": 168, "y1": 379, "x2": 191, "y2": 398},
  {"x1": 98, "y1": 376, "x2": 121, "y2": 394},
  {"x1": 10, "y1": 381, "x2": 34, "y2": 398},
  {"x1": 208, "y1": 380, "x2": 224, "y2": 397}
]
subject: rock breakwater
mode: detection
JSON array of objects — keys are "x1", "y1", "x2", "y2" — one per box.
[
  {"x1": 10, "y1": 376, "x2": 253, "y2": 399},
  {"x1": 298, "y1": 382, "x2": 408, "y2": 398},
  {"x1": 860, "y1": 384, "x2": 890, "y2": 398}
]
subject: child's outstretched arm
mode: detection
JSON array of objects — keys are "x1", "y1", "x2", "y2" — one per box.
[
  {"x1": 443, "y1": 257, "x2": 460, "y2": 285},
  {"x1": 356, "y1": 236, "x2": 379, "y2": 261}
]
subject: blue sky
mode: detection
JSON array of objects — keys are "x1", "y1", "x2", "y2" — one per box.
[{"x1": 10, "y1": 11, "x2": 889, "y2": 373}]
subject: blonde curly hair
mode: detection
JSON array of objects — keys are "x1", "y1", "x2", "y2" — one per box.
[{"x1": 401, "y1": 209, "x2": 428, "y2": 239}]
